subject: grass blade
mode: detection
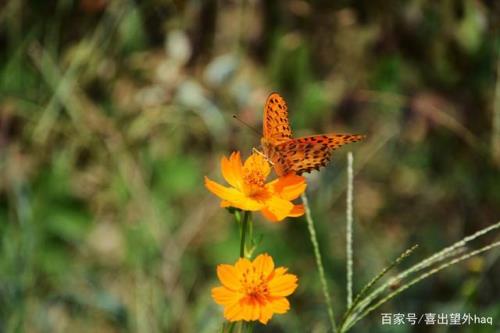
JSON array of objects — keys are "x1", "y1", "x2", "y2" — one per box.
[
  {"x1": 339, "y1": 244, "x2": 418, "y2": 332},
  {"x1": 346, "y1": 152, "x2": 354, "y2": 308},
  {"x1": 344, "y1": 240, "x2": 500, "y2": 330},
  {"x1": 302, "y1": 192, "x2": 337, "y2": 332}
]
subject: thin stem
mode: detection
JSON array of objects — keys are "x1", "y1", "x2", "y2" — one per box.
[
  {"x1": 235, "y1": 210, "x2": 242, "y2": 224},
  {"x1": 491, "y1": 51, "x2": 500, "y2": 165},
  {"x1": 219, "y1": 211, "x2": 246, "y2": 333},
  {"x1": 248, "y1": 214, "x2": 254, "y2": 255},
  {"x1": 226, "y1": 322, "x2": 236, "y2": 333},
  {"x1": 236, "y1": 321, "x2": 243, "y2": 333},
  {"x1": 223, "y1": 212, "x2": 252, "y2": 332},
  {"x1": 240, "y1": 211, "x2": 250, "y2": 258},
  {"x1": 346, "y1": 152, "x2": 354, "y2": 308},
  {"x1": 301, "y1": 192, "x2": 337, "y2": 332}
]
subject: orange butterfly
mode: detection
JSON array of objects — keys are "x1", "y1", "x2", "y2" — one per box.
[{"x1": 261, "y1": 92, "x2": 365, "y2": 176}]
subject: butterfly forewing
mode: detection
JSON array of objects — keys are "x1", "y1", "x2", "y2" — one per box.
[{"x1": 263, "y1": 93, "x2": 292, "y2": 144}]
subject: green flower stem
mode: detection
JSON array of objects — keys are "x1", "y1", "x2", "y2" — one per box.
[
  {"x1": 226, "y1": 322, "x2": 235, "y2": 333},
  {"x1": 247, "y1": 322, "x2": 254, "y2": 333},
  {"x1": 221, "y1": 210, "x2": 244, "y2": 333},
  {"x1": 222, "y1": 210, "x2": 252, "y2": 333},
  {"x1": 240, "y1": 211, "x2": 251, "y2": 258},
  {"x1": 301, "y1": 193, "x2": 338, "y2": 332},
  {"x1": 234, "y1": 321, "x2": 254, "y2": 333}
]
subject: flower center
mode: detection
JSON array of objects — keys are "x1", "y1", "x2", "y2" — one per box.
[
  {"x1": 240, "y1": 267, "x2": 270, "y2": 303},
  {"x1": 242, "y1": 167, "x2": 266, "y2": 196}
]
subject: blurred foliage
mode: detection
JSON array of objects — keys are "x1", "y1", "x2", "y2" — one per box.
[{"x1": 0, "y1": 0, "x2": 499, "y2": 332}]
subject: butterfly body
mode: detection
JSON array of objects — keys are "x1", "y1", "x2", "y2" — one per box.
[{"x1": 261, "y1": 92, "x2": 365, "y2": 176}]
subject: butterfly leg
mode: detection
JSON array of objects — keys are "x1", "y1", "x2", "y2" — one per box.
[{"x1": 252, "y1": 147, "x2": 274, "y2": 166}]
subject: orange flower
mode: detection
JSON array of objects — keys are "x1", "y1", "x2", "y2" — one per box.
[
  {"x1": 205, "y1": 151, "x2": 306, "y2": 222},
  {"x1": 211, "y1": 253, "x2": 298, "y2": 324}
]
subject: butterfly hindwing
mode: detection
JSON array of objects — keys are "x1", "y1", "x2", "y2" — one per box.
[
  {"x1": 273, "y1": 134, "x2": 365, "y2": 175},
  {"x1": 263, "y1": 92, "x2": 292, "y2": 144}
]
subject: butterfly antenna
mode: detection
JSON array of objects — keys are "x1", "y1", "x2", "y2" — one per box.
[{"x1": 232, "y1": 115, "x2": 261, "y2": 136}]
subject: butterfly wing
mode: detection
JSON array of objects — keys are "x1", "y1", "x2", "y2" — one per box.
[
  {"x1": 272, "y1": 134, "x2": 365, "y2": 175},
  {"x1": 262, "y1": 92, "x2": 292, "y2": 144}
]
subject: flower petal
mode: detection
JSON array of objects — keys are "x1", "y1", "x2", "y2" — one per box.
[
  {"x1": 273, "y1": 267, "x2": 288, "y2": 277},
  {"x1": 240, "y1": 298, "x2": 260, "y2": 321},
  {"x1": 269, "y1": 174, "x2": 307, "y2": 201},
  {"x1": 250, "y1": 300, "x2": 261, "y2": 321},
  {"x1": 205, "y1": 177, "x2": 264, "y2": 211},
  {"x1": 261, "y1": 203, "x2": 299, "y2": 222},
  {"x1": 259, "y1": 302, "x2": 274, "y2": 324},
  {"x1": 252, "y1": 253, "x2": 275, "y2": 279},
  {"x1": 234, "y1": 257, "x2": 252, "y2": 278},
  {"x1": 268, "y1": 297, "x2": 290, "y2": 314},
  {"x1": 268, "y1": 273, "x2": 298, "y2": 297},
  {"x1": 224, "y1": 300, "x2": 244, "y2": 322},
  {"x1": 263, "y1": 195, "x2": 294, "y2": 222},
  {"x1": 221, "y1": 152, "x2": 243, "y2": 190},
  {"x1": 211, "y1": 286, "x2": 241, "y2": 306},
  {"x1": 217, "y1": 264, "x2": 242, "y2": 290},
  {"x1": 260, "y1": 208, "x2": 279, "y2": 222},
  {"x1": 288, "y1": 204, "x2": 304, "y2": 217}
]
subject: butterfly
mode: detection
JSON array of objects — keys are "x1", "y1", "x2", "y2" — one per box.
[{"x1": 260, "y1": 92, "x2": 365, "y2": 176}]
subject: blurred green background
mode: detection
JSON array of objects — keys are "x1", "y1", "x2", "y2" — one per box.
[{"x1": 1, "y1": 0, "x2": 499, "y2": 332}]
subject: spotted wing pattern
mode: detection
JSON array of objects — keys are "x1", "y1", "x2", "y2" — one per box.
[
  {"x1": 262, "y1": 92, "x2": 292, "y2": 145},
  {"x1": 260, "y1": 92, "x2": 365, "y2": 176},
  {"x1": 272, "y1": 134, "x2": 365, "y2": 175}
]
